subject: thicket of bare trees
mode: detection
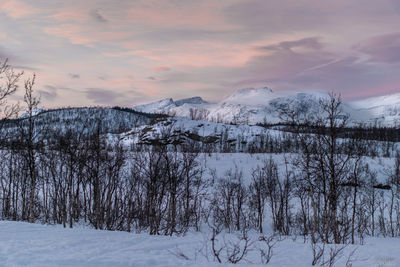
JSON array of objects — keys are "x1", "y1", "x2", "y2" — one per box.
[{"x1": 1, "y1": 59, "x2": 400, "y2": 255}]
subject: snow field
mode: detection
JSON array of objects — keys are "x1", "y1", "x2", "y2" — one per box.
[{"x1": 0, "y1": 221, "x2": 399, "y2": 267}]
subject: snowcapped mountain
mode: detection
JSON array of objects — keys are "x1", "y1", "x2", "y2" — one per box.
[
  {"x1": 207, "y1": 87, "x2": 330, "y2": 124},
  {"x1": 174, "y1": 96, "x2": 207, "y2": 106},
  {"x1": 135, "y1": 96, "x2": 212, "y2": 118},
  {"x1": 134, "y1": 98, "x2": 176, "y2": 114},
  {"x1": 133, "y1": 87, "x2": 328, "y2": 124},
  {"x1": 134, "y1": 96, "x2": 209, "y2": 113},
  {"x1": 133, "y1": 87, "x2": 400, "y2": 126}
]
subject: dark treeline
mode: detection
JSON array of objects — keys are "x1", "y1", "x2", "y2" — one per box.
[
  {"x1": 130, "y1": 123, "x2": 398, "y2": 159},
  {"x1": 257, "y1": 123, "x2": 400, "y2": 143}
]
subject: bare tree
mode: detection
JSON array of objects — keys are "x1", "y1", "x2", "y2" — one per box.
[
  {"x1": 17, "y1": 74, "x2": 41, "y2": 223},
  {"x1": 295, "y1": 93, "x2": 354, "y2": 244},
  {"x1": 0, "y1": 59, "x2": 22, "y2": 122},
  {"x1": 249, "y1": 166, "x2": 267, "y2": 233},
  {"x1": 0, "y1": 59, "x2": 23, "y2": 220}
]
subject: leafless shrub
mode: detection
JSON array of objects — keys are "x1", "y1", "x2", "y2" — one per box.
[
  {"x1": 320, "y1": 245, "x2": 346, "y2": 267},
  {"x1": 258, "y1": 234, "x2": 280, "y2": 264},
  {"x1": 311, "y1": 242, "x2": 325, "y2": 266},
  {"x1": 225, "y1": 231, "x2": 253, "y2": 264},
  {"x1": 210, "y1": 227, "x2": 224, "y2": 263},
  {"x1": 168, "y1": 247, "x2": 190, "y2": 261},
  {"x1": 345, "y1": 247, "x2": 358, "y2": 267},
  {"x1": 196, "y1": 223, "x2": 254, "y2": 264},
  {"x1": 311, "y1": 241, "x2": 349, "y2": 267}
]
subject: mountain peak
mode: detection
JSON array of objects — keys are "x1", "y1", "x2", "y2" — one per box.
[
  {"x1": 235, "y1": 86, "x2": 273, "y2": 95},
  {"x1": 223, "y1": 86, "x2": 275, "y2": 106},
  {"x1": 175, "y1": 96, "x2": 207, "y2": 106},
  {"x1": 134, "y1": 98, "x2": 176, "y2": 113}
]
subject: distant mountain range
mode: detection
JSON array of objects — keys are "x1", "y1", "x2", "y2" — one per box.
[
  {"x1": 1, "y1": 88, "x2": 397, "y2": 152},
  {"x1": 134, "y1": 87, "x2": 400, "y2": 126}
]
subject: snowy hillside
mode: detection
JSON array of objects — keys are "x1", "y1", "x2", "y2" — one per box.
[
  {"x1": 3, "y1": 107, "x2": 157, "y2": 139},
  {"x1": 133, "y1": 87, "x2": 400, "y2": 126},
  {"x1": 134, "y1": 96, "x2": 210, "y2": 116},
  {"x1": 349, "y1": 93, "x2": 400, "y2": 126},
  {"x1": 133, "y1": 87, "x2": 327, "y2": 124},
  {"x1": 134, "y1": 98, "x2": 176, "y2": 114},
  {"x1": 118, "y1": 116, "x2": 284, "y2": 152},
  {"x1": 208, "y1": 87, "x2": 329, "y2": 124}
]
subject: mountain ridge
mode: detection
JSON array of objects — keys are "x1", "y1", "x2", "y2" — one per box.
[{"x1": 134, "y1": 87, "x2": 400, "y2": 126}]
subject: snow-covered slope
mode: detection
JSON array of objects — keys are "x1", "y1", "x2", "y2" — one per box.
[
  {"x1": 207, "y1": 87, "x2": 331, "y2": 124},
  {"x1": 134, "y1": 98, "x2": 176, "y2": 114},
  {"x1": 133, "y1": 87, "x2": 400, "y2": 126},
  {"x1": 118, "y1": 115, "x2": 285, "y2": 152},
  {"x1": 19, "y1": 108, "x2": 45, "y2": 118},
  {"x1": 134, "y1": 96, "x2": 209, "y2": 115},
  {"x1": 1, "y1": 196, "x2": 400, "y2": 267},
  {"x1": 133, "y1": 87, "x2": 329, "y2": 124},
  {"x1": 175, "y1": 96, "x2": 207, "y2": 106},
  {"x1": 5, "y1": 107, "x2": 155, "y2": 141},
  {"x1": 349, "y1": 93, "x2": 400, "y2": 126}
]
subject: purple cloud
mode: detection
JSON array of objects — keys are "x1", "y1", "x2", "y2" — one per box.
[
  {"x1": 259, "y1": 37, "x2": 324, "y2": 52},
  {"x1": 38, "y1": 85, "x2": 58, "y2": 101},
  {"x1": 85, "y1": 88, "x2": 123, "y2": 105},
  {"x1": 355, "y1": 33, "x2": 400, "y2": 63}
]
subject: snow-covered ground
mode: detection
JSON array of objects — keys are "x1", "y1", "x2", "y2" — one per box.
[
  {"x1": 201, "y1": 153, "x2": 394, "y2": 184},
  {"x1": 0, "y1": 221, "x2": 399, "y2": 267}
]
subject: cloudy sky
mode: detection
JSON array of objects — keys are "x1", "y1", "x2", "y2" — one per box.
[{"x1": 1, "y1": 0, "x2": 400, "y2": 107}]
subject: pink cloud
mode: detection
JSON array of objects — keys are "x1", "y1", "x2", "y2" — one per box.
[
  {"x1": 3, "y1": 0, "x2": 400, "y2": 107},
  {"x1": 50, "y1": 7, "x2": 108, "y2": 23},
  {"x1": 49, "y1": 8, "x2": 90, "y2": 23},
  {"x1": 44, "y1": 24, "x2": 94, "y2": 45},
  {"x1": 144, "y1": 41, "x2": 268, "y2": 69},
  {"x1": 44, "y1": 23, "x2": 131, "y2": 46},
  {"x1": 152, "y1": 66, "x2": 170, "y2": 72},
  {"x1": 103, "y1": 49, "x2": 160, "y2": 60},
  {"x1": 0, "y1": 0, "x2": 38, "y2": 19},
  {"x1": 125, "y1": 0, "x2": 232, "y2": 29}
]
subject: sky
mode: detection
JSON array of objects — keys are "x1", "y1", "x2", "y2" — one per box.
[{"x1": 1, "y1": 0, "x2": 400, "y2": 108}]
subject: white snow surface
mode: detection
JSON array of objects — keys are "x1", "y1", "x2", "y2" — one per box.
[
  {"x1": 201, "y1": 153, "x2": 395, "y2": 185},
  {"x1": 1, "y1": 220, "x2": 400, "y2": 267},
  {"x1": 134, "y1": 98, "x2": 176, "y2": 114},
  {"x1": 133, "y1": 86, "x2": 400, "y2": 126},
  {"x1": 134, "y1": 97, "x2": 209, "y2": 115}
]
